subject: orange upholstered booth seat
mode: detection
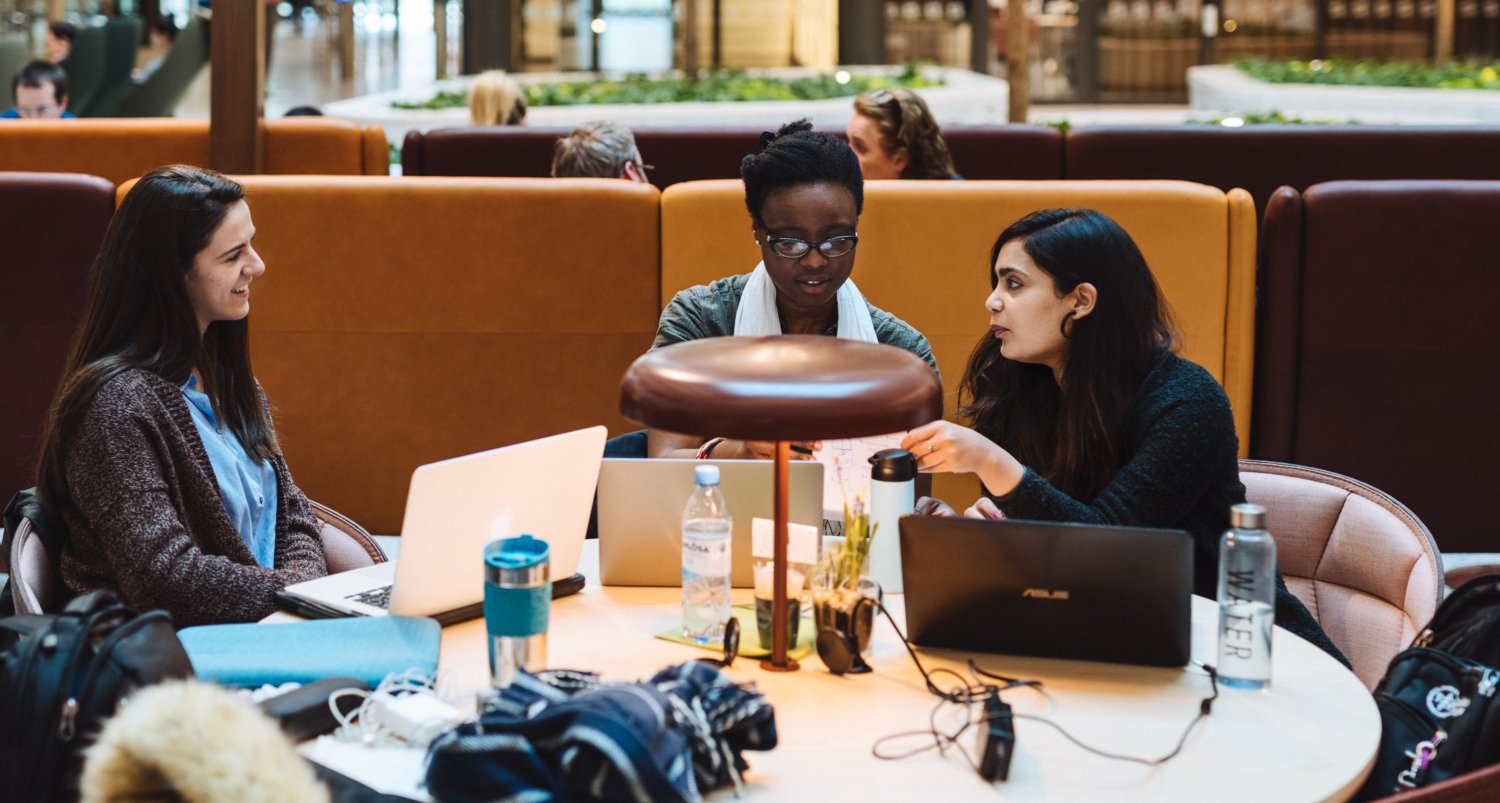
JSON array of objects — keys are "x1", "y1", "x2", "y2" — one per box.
[
  {"x1": 225, "y1": 176, "x2": 659, "y2": 533},
  {"x1": 660, "y1": 179, "x2": 1257, "y2": 501},
  {"x1": 0, "y1": 118, "x2": 389, "y2": 183}
]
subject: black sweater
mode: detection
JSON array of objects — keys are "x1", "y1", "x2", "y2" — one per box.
[{"x1": 992, "y1": 352, "x2": 1346, "y2": 664}]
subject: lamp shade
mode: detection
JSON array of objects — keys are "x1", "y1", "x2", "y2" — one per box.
[{"x1": 619, "y1": 336, "x2": 943, "y2": 441}]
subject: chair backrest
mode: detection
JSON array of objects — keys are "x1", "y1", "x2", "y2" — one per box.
[
  {"x1": 311, "y1": 500, "x2": 386, "y2": 573},
  {"x1": 229, "y1": 175, "x2": 659, "y2": 533},
  {"x1": 1376, "y1": 760, "x2": 1500, "y2": 801},
  {"x1": 0, "y1": 172, "x2": 117, "y2": 499},
  {"x1": 8, "y1": 516, "x2": 55, "y2": 615},
  {"x1": 8, "y1": 499, "x2": 382, "y2": 613},
  {"x1": 78, "y1": 16, "x2": 144, "y2": 118},
  {"x1": 1240, "y1": 459, "x2": 1443, "y2": 690},
  {"x1": 57, "y1": 24, "x2": 107, "y2": 114},
  {"x1": 0, "y1": 119, "x2": 387, "y2": 183},
  {"x1": 660, "y1": 178, "x2": 1258, "y2": 438},
  {"x1": 115, "y1": 15, "x2": 207, "y2": 118},
  {"x1": 1065, "y1": 125, "x2": 1500, "y2": 215},
  {"x1": 1253, "y1": 180, "x2": 1500, "y2": 552},
  {"x1": 0, "y1": 33, "x2": 27, "y2": 101}
]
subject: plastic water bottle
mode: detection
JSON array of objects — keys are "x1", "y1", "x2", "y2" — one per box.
[
  {"x1": 867, "y1": 448, "x2": 917, "y2": 593},
  {"x1": 682, "y1": 464, "x2": 732, "y2": 643},
  {"x1": 1218, "y1": 503, "x2": 1276, "y2": 689}
]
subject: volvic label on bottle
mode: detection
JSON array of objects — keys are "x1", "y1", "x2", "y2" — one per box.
[{"x1": 683, "y1": 532, "x2": 730, "y2": 576}]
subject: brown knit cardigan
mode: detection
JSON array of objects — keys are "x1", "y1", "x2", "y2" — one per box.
[{"x1": 58, "y1": 369, "x2": 327, "y2": 626}]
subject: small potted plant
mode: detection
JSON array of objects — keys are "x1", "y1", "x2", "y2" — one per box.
[{"x1": 810, "y1": 498, "x2": 882, "y2": 673}]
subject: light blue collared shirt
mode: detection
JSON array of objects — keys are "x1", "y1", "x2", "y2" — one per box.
[{"x1": 181, "y1": 376, "x2": 278, "y2": 567}]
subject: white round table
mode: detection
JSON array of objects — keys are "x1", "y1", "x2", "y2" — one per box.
[{"x1": 431, "y1": 542, "x2": 1379, "y2": 801}]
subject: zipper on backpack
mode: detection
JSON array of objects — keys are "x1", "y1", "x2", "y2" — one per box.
[{"x1": 58, "y1": 697, "x2": 79, "y2": 741}]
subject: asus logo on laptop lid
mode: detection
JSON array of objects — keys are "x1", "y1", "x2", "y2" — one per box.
[{"x1": 1022, "y1": 588, "x2": 1070, "y2": 600}]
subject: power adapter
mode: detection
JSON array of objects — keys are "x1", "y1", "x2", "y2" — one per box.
[
  {"x1": 976, "y1": 695, "x2": 1015, "y2": 782},
  {"x1": 367, "y1": 690, "x2": 463, "y2": 746}
]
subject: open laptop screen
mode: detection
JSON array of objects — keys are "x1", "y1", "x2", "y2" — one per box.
[{"x1": 899, "y1": 517, "x2": 1193, "y2": 667}]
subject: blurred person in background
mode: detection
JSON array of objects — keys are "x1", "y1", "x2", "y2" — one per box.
[
  {"x1": 551, "y1": 121, "x2": 651, "y2": 182},
  {"x1": 848, "y1": 88, "x2": 958, "y2": 180},
  {"x1": 3, "y1": 60, "x2": 74, "y2": 119},
  {"x1": 469, "y1": 70, "x2": 527, "y2": 126}
]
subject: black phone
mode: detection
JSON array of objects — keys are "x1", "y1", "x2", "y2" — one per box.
[{"x1": 257, "y1": 676, "x2": 369, "y2": 742}]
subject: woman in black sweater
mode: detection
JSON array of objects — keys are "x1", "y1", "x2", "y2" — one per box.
[{"x1": 902, "y1": 208, "x2": 1343, "y2": 659}]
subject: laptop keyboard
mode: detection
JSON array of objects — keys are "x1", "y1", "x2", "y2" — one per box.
[{"x1": 347, "y1": 585, "x2": 393, "y2": 609}]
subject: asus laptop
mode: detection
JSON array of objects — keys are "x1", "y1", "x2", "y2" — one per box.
[
  {"x1": 277, "y1": 426, "x2": 607, "y2": 625},
  {"x1": 596, "y1": 458, "x2": 823, "y2": 588},
  {"x1": 899, "y1": 517, "x2": 1193, "y2": 667}
]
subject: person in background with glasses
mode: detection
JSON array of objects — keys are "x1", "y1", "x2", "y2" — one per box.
[
  {"x1": 2, "y1": 61, "x2": 75, "y2": 119},
  {"x1": 848, "y1": 88, "x2": 958, "y2": 181},
  {"x1": 551, "y1": 121, "x2": 652, "y2": 183},
  {"x1": 646, "y1": 119, "x2": 939, "y2": 460}
]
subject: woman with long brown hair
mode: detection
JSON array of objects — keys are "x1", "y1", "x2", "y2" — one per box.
[
  {"x1": 36, "y1": 165, "x2": 327, "y2": 626},
  {"x1": 847, "y1": 88, "x2": 957, "y2": 180},
  {"x1": 902, "y1": 208, "x2": 1343, "y2": 659}
]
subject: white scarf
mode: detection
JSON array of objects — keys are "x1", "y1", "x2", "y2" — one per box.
[{"x1": 732, "y1": 262, "x2": 879, "y2": 342}]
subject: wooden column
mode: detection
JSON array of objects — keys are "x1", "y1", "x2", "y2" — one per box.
[
  {"x1": 1435, "y1": 0, "x2": 1455, "y2": 62},
  {"x1": 210, "y1": 0, "x2": 265, "y2": 174},
  {"x1": 1006, "y1": 0, "x2": 1028, "y2": 123}
]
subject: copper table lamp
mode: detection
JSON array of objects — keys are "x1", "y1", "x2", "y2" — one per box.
[{"x1": 619, "y1": 336, "x2": 943, "y2": 671}]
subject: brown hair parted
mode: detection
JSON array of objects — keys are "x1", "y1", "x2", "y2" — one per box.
[
  {"x1": 36, "y1": 165, "x2": 276, "y2": 517},
  {"x1": 960, "y1": 209, "x2": 1177, "y2": 502},
  {"x1": 851, "y1": 88, "x2": 955, "y2": 180}
]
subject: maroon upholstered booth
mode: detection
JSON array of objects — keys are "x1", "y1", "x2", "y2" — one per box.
[
  {"x1": 401, "y1": 127, "x2": 764, "y2": 188},
  {"x1": 0, "y1": 172, "x2": 115, "y2": 498},
  {"x1": 1252, "y1": 180, "x2": 1500, "y2": 552},
  {"x1": 940, "y1": 124, "x2": 1063, "y2": 180},
  {"x1": 1065, "y1": 126, "x2": 1500, "y2": 214},
  {"x1": 401, "y1": 125, "x2": 1065, "y2": 187}
]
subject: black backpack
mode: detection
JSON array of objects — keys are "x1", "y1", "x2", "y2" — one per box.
[
  {"x1": 0, "y1": 589, "x2": 195, "y2": 802},
  {"x1": 1356, "y1": 574, "x2": 1500, "y2": 800}
]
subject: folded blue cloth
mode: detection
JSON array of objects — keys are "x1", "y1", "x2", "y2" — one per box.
[{"x1": 178, "y1": 616, "x2": 441, "y2": 688}]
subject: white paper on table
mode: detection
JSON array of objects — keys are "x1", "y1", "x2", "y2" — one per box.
[
  {"x1": 813, "y1": 432, "x2": 907, "y2": 519},
  {"x1": 300, "y1": 736, "x2": 433, "y2": 801}
]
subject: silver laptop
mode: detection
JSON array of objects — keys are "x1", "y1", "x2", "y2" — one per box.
[
  {"x1": 900, "y1": 517, "x2": 1194, "y2": 667},
  {"x1": 597, "y1": 458, "x2": 823, "y2": 587},
  {"x1": 278, "y1": 426, "x2": 607, "y2": 625}
]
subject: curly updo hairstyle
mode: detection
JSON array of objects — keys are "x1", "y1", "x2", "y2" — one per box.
[{"x1": 740, "y1": 119, "x2": 864, "y2": 225}]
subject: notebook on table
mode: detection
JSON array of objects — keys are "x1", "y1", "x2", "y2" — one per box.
[
  {"x1": 596, "y1": 458, "x2": 823, "y2": 588},
  {"x1": 899, "y1": 517, "x2": 1193, "y2": 667},
  {"x1": 277, "y1": 426, "x2": 607, "y2": 625}
]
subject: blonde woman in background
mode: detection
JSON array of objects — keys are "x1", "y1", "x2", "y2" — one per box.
[
  {"x1": 847, "y1": 88, "x2": 958, "y2": 180},
  {"x1": 469, "y1": 70, "x2": 527, "y2": 126}
]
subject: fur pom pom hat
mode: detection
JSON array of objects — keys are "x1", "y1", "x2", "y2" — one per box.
[{"x1": 80, "y1": 680, "x2": 329, "y2": 803}]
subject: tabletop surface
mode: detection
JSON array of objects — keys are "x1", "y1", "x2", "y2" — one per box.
[{"x1": 426, "y1": 542, "x2": 1380, "y2": 802}]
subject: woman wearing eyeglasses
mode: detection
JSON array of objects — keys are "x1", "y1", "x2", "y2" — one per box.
[
  {"x1": 899, "y1": 208, "x2": 1344, "y2": 660},
  {"x1": 646, "y1": 119, "x2": 939, "y2": 460},
  {"x1": 848, "y1": 88, "x2": 958, "y2": 181}
]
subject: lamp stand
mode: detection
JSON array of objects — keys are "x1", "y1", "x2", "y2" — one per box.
[{"x1": 761, "y1": 441, "x2": 799, "y2": 671}]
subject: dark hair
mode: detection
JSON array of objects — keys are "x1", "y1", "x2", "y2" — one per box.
[
  {"x1": 740, "y1": 119, "x2": 863, "y2": 224},
  {"x1": 13, "y1": 60, "x2": 69, "y2": 104},
  {"x1": 37, "y1": 166, "x2": 276, "y2": 517},
  {"x1": 852, "y1": 88, "x2": 955, "y2": 180},
  {"x1": 283, "y1": 105, "x2": 323, "y2": 117},
  {"x1": 148, "y1": 16, "x2": 179, "y2": 40},
  {"x1": 960, "y1": 209, "x2": 1177, "y2": 501},
  {"x1": 48, "y1": 21, "x2": 77, "y2": 42}
]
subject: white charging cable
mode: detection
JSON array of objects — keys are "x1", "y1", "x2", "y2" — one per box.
[{"x1": 330, "y1": 669, "x2": 464, "y2": 748}]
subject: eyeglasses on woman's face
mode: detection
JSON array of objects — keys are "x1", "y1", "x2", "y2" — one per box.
[{"x1": 763, "y1": 234, "x2": 859, "y2": 260}]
